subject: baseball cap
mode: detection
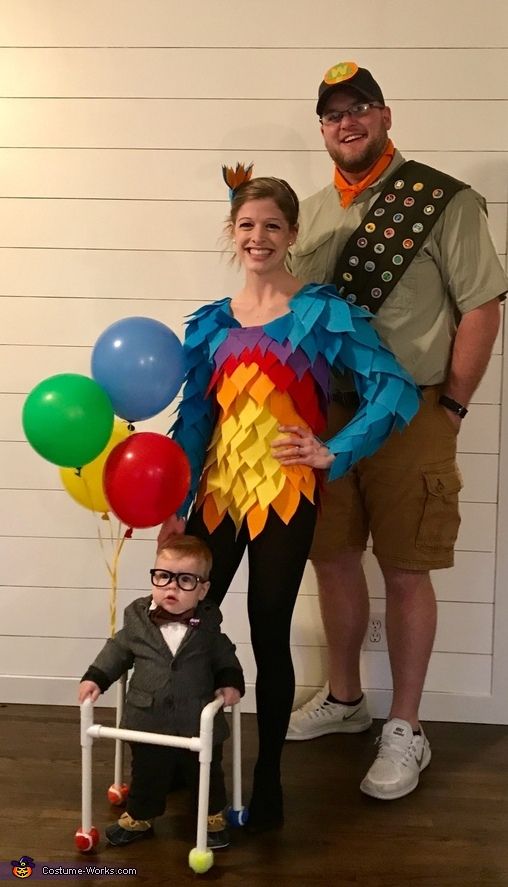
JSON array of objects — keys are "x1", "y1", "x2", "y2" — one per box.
[{"x1": 316, "y1": 61, "x2": 385, "y2": 117}]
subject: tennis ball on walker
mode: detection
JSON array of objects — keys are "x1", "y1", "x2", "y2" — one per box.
[
  {"x1": 188, "y1": 848, "x2": 214, "y2": 874},
  {"x1": 75, "y1": 827, "x2": 99, "y2": 852},
  {"x1": 107, "y1": 783, "x2": 129, "y2": 805},
  {"x1": 227, "y1": 806, "x2": 248, "y2": 827}
]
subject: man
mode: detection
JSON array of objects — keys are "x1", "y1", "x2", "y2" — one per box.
[{"x1": 286, "y1": 61, "x2": 508, "y2": 800}]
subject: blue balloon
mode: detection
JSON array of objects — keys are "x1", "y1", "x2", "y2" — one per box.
[{"x1": 91, "y1": 317, "x2": 185, "y2": 422}]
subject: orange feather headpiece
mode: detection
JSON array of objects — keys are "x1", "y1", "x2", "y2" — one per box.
[{"x1": 222, "y1": 162, "x2": 254, "y2": 200}]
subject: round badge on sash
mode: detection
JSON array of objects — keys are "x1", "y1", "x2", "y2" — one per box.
[
  {"x1": 412, "y1": 222, "x2": 424, "y2": 233},
  {"x1": 385, "y1": 194, "x2": 396, "y2": 204},
  {"x1": 433, "y1": 188, "x2": 444, "y2": 199},
  {"x1": 374, "y1": 207, "x2": 385, "y2": 217},
  {"x1": 393, "y1": 213, "x2": 404, "y2": 223},
  {"x1": 413, "y1": 182, "x2": 424, "y2": 192},
  {"x1": 371, "y1": 288, "x2": 382, "y2": 299},
  {"x1": 404, "y1": 197, "x2": 415, "y2": 207},
  {"x1": 346, "y1": 293, "x2": 357, "y2": 303},
  {"x1": 364, "y1": 261, "x2": 375, "y2": 272},
  {"x1": 374, "y1": 243, "x2": 385, "y2": 254},
  {"x1": 384, "y1": 228, "x2": 395, "y2": 239},
  {"x1": 349, "y1": 256, "x2": 359, "y2": 266},
  {"x1": 357, "y1": 237, "x2": 368, "y2": 248},
  {"x1": 424, "y1": 205, "x2": 435, "y2": 215},
  {"x1": 382, "y1": 271, "x2": 393, "y2": 282},
  {"x1": 343, "y1": 272, "x2": 353, "y2": 282},
  {"x1": 394, "y1": 180, "x2": 405, "y2": 189},
  {"x1": 365, "y1": 222, "x2": 376, "y2": 233},
  {"x1": 402, "y1": 238, "x2": 414, "y2": 250},
  {"x1": 392, "y1": 255, "x2": 404, "y2": 266}
]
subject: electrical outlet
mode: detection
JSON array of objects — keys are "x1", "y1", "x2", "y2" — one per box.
[{"x1": 363, "y1": 612, "x2": 387, "y2": 651}]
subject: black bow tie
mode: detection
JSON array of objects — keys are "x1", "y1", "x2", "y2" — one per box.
[{"x1": 149, "y1": 606, "x2": 198, "y2": 627}]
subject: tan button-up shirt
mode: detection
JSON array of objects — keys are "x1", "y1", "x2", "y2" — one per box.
[{"x1": 288, "y1": 151, "x2": 508, "y2": 385}]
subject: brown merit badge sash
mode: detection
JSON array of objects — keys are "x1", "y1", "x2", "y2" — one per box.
[{"x1": 333, "y1": 160, "x2": 469, "y2": 315}]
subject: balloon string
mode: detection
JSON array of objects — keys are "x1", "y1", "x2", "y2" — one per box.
[
  {"x1": 108, "y1": 522, "x2": 127, "y2": 638},
  {"x1": 94, "y1": 519, "x2": 129, "y2": 638},
  {"x1": 80, "y1": 473, "x2": 127, "y2": 638},
  {"x1": 112, "y1": 524, "x2": 132, "y2": 636},
  {"x1": 80, "y1": 473, "x2": 96, "y2": 513}
]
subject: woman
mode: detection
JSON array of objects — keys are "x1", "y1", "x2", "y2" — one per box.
[{"x1": 159, "y1": 170, "x2": 420, "y2": 832}]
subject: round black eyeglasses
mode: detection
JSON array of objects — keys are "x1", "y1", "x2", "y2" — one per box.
[{"x1": 150, "y1": 569, "x2": 206, "y2": 592}]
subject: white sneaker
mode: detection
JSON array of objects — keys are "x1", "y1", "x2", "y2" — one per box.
[
  {"x1": 286, "y1": 684, "x2": 372, "y2": 740},
  {"x1": 360, "y1": 718, "x2": 431, "y2": 800}
]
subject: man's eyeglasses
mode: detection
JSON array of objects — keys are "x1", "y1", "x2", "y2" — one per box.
[
  {"x1": 150, "y1": 569, "x2": 206, "y2": 592},
  {"x1": 320, "y1": 102, "x2": 384, "y2": 126}
]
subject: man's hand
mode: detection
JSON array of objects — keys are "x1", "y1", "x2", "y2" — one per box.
[
  {"x1": 440, "y1": 406, "x2": 462, "y2": 433},
  {"x1": 157, "y1": 514, "x2": 186, "y2": 550}
]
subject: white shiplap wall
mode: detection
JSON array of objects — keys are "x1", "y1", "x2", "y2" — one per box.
[{"x1": 1, "y1": 0, "x2": 507, "y2": 721}]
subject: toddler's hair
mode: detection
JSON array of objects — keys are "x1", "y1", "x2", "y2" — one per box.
[{"x1": 157, "y1": 534, "x2": 212, "y2": 578}]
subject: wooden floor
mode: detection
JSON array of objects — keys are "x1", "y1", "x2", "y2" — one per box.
[{"x1": 2, "y1": 703, "x2": 508, "y2": 886}]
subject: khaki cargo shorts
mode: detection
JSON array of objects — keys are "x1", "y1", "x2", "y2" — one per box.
[{"x1": 310, "y1": 386, "x2": 463, "y2": 570}]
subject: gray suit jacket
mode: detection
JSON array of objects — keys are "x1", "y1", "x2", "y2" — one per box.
[{"x1": 82, "y1": 595, "x2": 244, "y2": 744}]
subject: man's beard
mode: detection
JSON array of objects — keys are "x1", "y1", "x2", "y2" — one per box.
[{"x1": 330, "y1": 131, "x2": 389, "y2": 175}]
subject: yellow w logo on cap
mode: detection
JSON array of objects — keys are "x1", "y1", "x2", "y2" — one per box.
[{"x1": 324, "y1": 61, "x2": 358, "y2": 84}]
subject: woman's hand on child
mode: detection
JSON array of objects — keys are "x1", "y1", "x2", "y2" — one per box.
[
  {"x1": 78, "y1": 680, "x2": 101, "y2": 704},
  {"x1": 272, "y1": 425, "x2": 334, "y2": 470},
  {"x1": 216, "y1": 687, "x2": 241, "y2": 707},
  {"x1": 157, "y1": 514, "x2": 186, "y2": 550}
]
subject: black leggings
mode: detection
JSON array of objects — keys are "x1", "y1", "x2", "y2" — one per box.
[{"x1": 187, "y1": 497, "x2": 317, "y2": 785}]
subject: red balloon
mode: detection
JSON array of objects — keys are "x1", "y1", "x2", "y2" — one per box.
[{"x1": 103, "y1": 432, "x2": 191, "y2": 528}]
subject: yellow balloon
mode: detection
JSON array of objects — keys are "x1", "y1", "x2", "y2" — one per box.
[{"x1": 60, "y1": 420, "x2": 132, "y2": 512}]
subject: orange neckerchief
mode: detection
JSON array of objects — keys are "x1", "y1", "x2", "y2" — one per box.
[{"x1": 334, "y1": 139, "x2": 395, "y2": 208}]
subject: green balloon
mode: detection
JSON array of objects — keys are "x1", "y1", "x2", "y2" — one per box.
[{"x1": 22, "y1": 373, "x2": 114, "y2": 467}]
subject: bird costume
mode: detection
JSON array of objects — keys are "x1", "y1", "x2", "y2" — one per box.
[
  {"x1": 167, "y1": 166, "x2": 421, "y2": 833},
  {"x1": 171, "y1": 282, "x2": 420, "y2": 539}
]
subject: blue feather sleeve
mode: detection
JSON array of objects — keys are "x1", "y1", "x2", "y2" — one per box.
[
  {"x1": 288, "y1": 284, "x2": 420, "y2": 480},
  {"x1": 321, "y1": 300, "x2": 421, "y2": 480},
  {"x1": 168, "y1": 303, "x2": 227, "y2": 516}
]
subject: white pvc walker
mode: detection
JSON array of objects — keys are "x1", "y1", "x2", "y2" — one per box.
[{"x1": 75, "y1": 676, "x2": 246, "y2": 874}]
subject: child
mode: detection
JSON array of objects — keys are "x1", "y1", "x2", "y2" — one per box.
[{"x1": 78, "y1": 534, "x2": 244, "y2": 849}]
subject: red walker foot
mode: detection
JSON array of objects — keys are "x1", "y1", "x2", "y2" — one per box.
[
  {"x1": 107, "y1": 783, "x2": 129, "y2": 806},
  {"x1": 75, "y1": 827, "x2": 99, "y2": 853}
]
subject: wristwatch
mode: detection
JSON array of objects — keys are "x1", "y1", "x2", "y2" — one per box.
[{"x1": 438, "y1": 394, "x2": 468, "y2": 419}]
